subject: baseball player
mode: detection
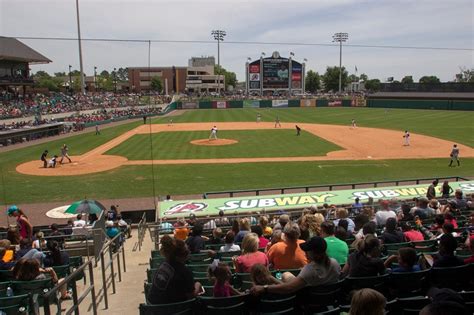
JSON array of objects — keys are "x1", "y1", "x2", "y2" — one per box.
[
  {"x1": 403, "y1": 130, "x2": 410, "y2": 146},
  {"x1": 449, "y1": 144, "x2": 460, "y2": 167},
  {"x1": 40, "y1": 150, "x2": 48, "y2": 168},
  {"x1": 351, "y1": 119, "x2": 357, "y2": 128},
  {"x1": 256, "y1": 113, "x2": 262, "y2": 123},
  {"x1": 295, "y1": 125, "x2": 301, "y2": 136},
  {"x1": 48, "y1": 155, "x2": 58, "y2": 168},
  {"x1": 168, "y1": 119, "x2": 173, "y2": 126},
  {"x1": 275, "y1": 116, "x2": 281, "y2": 128},
  {"x1": 95, "y1": 124, "x2": 100, "y2": 135},
  {"x1": 209, "y1": 126, "x2": 218, "y2": 140},
  {"x1": 60, "y1": 144, "x2": 72, "y2": 164}
]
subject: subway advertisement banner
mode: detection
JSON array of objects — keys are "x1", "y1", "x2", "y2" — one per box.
[
  {"x1": 272, "y1": 100, "x2": 288, "y2": 108},
  {"x1": 158, "y1": 181, "x2": 474, "y2": 218}
]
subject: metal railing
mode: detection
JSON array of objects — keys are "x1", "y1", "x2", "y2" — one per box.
[
  {"x1": 43, "y1": 260, "x2": 97, "y2": 315},
  {"x1": 98, "y1": 232, "x2": 126, "y2": 310},
  {"x1": 137, "y1": 212, "x2": 147, "y2": 251},
  {"x1": 203, "y1": 176, "x2": 469, "y2": 199}
]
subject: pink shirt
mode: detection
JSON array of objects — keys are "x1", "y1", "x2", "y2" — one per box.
[
  {"x1": 213, "y1": 281, "x2": 231, "y2": 297},
  {"x1": 235, "y1": 252, "x2": 269, "y2": 273},
  {"x1": 404, "y1": 230, "x2": 424, "y2": 242},
  {"x1": 258, "y1": 237, "x2": 269, "y2": 249}
]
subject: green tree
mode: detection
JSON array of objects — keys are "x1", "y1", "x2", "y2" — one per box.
[
  {"x1": 455, "y1": 67, "x2": 474, "y2": 82},
  {"x1": 364, "y1": 79, "x2": 381, "y2": 92},
  {"x1": 322, "y1": 66, "x2": 348, "y2": 92},
  {"x1": 215, "y1": 65, "x2": 237, "y2": 89},
  {"x1": 33, "y1": 70, "x2": 51, "y2": 79},
  {"x1": 54, "y1": 72, "x2": 66, "y2": 77},
  {"x1": 36, "y1": 76, "x2": 62, "y2": 91},
  {"x1": 359, "y1": 73, "x2": 368, "y2": 82},
  {"x1": 305, "y1": 70, "x2": 321, "y2": 93},
  {"x1": 151, "y1": 76, "x2": 163, "y2": 92},
  {"x1": 100, "y1": 70, "x2": 110, "y2": 77},
  {"x1": 401, "y1": 76, "x2": 414, "y2": 84},
  {"x1": 348, "y1": 74, "x2": 359, "y2": 83},
  {"x1": 70, "y1": 70, "x2": 81, "y2": 76},
  {"x1": 419, "y1": 76, "x2": 440, "y2": 84}
]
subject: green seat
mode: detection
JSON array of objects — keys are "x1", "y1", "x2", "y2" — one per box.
[
  {"x1": 411, "y1": 240, "x2": 437, "y2": 248},
  {"x1": 139, "y1": 298, "x2": 195, "y2": 315},
  {"x1": 384, "y1": 242, "x2": 412, "y2": 254},
  {"x1": 198, "y1": 293, "x2": 248, "y2": 308},
  {"x1": 191, "y1": 271, "x2": 208, "y2": 278},
  {"x1": 206, "y1": 301, "x2": 246, "y2": 315},
  {"x1": 0, "y1": 281, "x2": 10, "y2": 296},
  {"x1": 151, "y1": 250, "x2": 161, "y2": 258},
  {"x1": 69, "y1": 256, "x2": 85, "y2": 282},
  {"x1": 52, "y1": 265, "x2": 71, "y2": 279},
  {"x1": 202, "y1": 285, "x2": 214, "y2": 296},
  {"x1": 241, "y1": 281, "x2": 253, "y2": 291},
  {"x1": 0, "y1": 270, "x2": 14, "y2": 282},
  {"x1": 194, "y1": 277, "x2": 213, "y2": 286},
  {"x1": 345, "y1": 274, "x2": 389, "y2": 296},
  {"x1": 205, "y1": 244, "x2": 222, "y2": 251},
  {"x1": 303, "y1": 280, "x2": 344, "y2": 312},
  {"x1": 11, "y1": 278, "x2": 54, "y2": 308},
  {"x1": 147, "y1": 268, "x2": 157, "y2": 283},
  {"x1": 258, "y1": 295, "x2": 296, "y2": 313},
  {"x1": 187, "y1": 253, "x2": 210, "y2": 263},
  {"x1": 144, "y1": 282, "x2": 152, "y2": 302},
  {"x1": 219, "y1": 251, "x2": 241, "y2": 259},
  {"x1": 0, "y1": 294, "x2": 29, "y2": 315},
  {"x1": 313, "y1": 307, "x2": 341, "y2": 315},
  {"x1": 150, "y1": 257, "x2": 165, "y2": 269},
  {"x1": 186, "y1": 264, "x2": 210, "y2": 273},
  {"x1": 414, "y1": 245, "x2": 437, "y2": 253},
  {"x1": 389, "y1": 269, "x2": 430, "y2": 298},
  {"x1": 397, "y1": 296, "x2": 430, "y2": 314},
  {"x1": 431, "y1": 264, "x2": 473, "y2": 290}
]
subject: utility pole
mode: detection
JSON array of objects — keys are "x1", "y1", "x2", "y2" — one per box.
[
  {"x1": 75, "y1": 0, "x2": 85, "y2": 94},
  {"x1": 332, "y1": 32, "x2": 349, "y2": 93}
]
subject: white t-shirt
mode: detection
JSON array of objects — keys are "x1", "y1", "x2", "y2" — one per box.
[
  {"x1": 219, "y1": 244, "x2": 241, "y2": 253},
  {"x1": 297, "y1": 258, "x2": 341, "y2": 286},
  {"x1": 74, "y1": 219, "x2": 86, "y2": 227},
  {"x1": 375, "y1": 210, "x2": 396, "y2": 226}
]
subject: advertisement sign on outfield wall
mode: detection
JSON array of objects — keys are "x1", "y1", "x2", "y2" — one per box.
[
  {"x1": 182, "y1": 102, "x2": 198, "y2": 109},
  {"x1": 213, "y1": 101, "x2": 227, "y2": 109},
  {"x1": 272, "y1": 100, "x2": 288, "y2": 108},
  {"x1": 158, "y1": 181, "x2": 474, "y2": 218},
  {"x1": 300, "y1": 99, "x2": 316, "y2": 107},
  {"x1": 243, "y1": 100, "x2": 260, "y2": 108}
]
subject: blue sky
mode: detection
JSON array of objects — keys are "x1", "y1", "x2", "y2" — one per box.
[{"x1": 1, "y1": 0, "x2": 473, "y2": 82}]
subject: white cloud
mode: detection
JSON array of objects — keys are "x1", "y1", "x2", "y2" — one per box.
[{"x1": 1, "y1": 0, "x2": 472, "y2": 81}]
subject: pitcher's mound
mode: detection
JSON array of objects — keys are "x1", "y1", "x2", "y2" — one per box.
[{"x1": 191, "y1": 139, "x2": 238, "y2": 146}]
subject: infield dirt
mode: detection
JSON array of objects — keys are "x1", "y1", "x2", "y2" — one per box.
[{"x1": 16, "y1": 122, "x2": 474, "y2": 176}]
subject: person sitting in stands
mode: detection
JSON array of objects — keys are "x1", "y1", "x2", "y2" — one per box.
[
  {"x1": 444, "y1": 212, "x2": 458, "y2": 229},
  {"x1": 215, "y1": 210, "x2": 229, "y2": 227},
  {"x1": 251, "y1": 225, "x2": 269, "y2": 249},
  {"x1": 410, "y1": 197, "x2": 435, "y2": 220},
  {"x1": 380, "y1": 218, "x2": 406, "y2": 244},
  {"x1": 250, "y1": 236, "x2": 340, "y2": 296},
  {"x1": 105, "y1": 221, "x2": 120, "y2": 239},
  {"x1": 333, "y1": 208, "x2": 355, "y2": 232},
  {"x1": 174, "y1": 219, "x2": 189, "y2": 241},
  {"x1": 351, "y1": 197, "x2": 363, "y2": 215},
  {"x1": 375, "y1": 201, "x2": 397, "y2": 227},
  {"x1": 209, "y1": 261, "x2": 242, "y2": 297},
  {"x1": 147, "y1": 235, "x2": 202, "y2": 304},
  {"x1": 50, "y1": 223, "x2": 65, "y2": 249},
  {"x1": 272, "y1": 214, "x2": 290, "y2": 235},
  {"x1": 234, "y1": 233, "x2": 268, "y2": 272},
  {"x1": 116, "y1": 214, "x2": 131, "y2": 238},
  {"x1": 343, "y1": 235, "x2": 386, "y2": 277},
  {"x1": 385, "y1": 247, "x2": 421, "y2": 272},
  {"x1": 185, "y1": 223, "x2": 206, "y2": 254},
  {"x1": 398, "y1": 203, "x2": 414, "y2": 222},
  {"x1": 160, "y1": 217, "x2": 173, "y2": 234},
  {"x1": 0, "y1": 247, "x2": 15, "y2": 270},
  {"x1": 208, "y1": 228, "x2": 224, "y2": 245},
  {"x1": 63, "y1": 220, "x2": 73, "y2": 235},
  {"x1": 43, "y1": 240, "x2": 70, "y2": 267},
  {"x1": 433, "y1": 234, "x2": 464, "y2": 268},
  {"x1": 259, "y1": 216, "x2": 273, "y2": 237},
  {"x1": 235, "y1": 218, "x2": 251, "y2": 243},
  {"x1": 219, "y1": 231, "x2": 241, "y2": 253},
  {"x1": 436, "y1": 223, "x2": 458, "y2": 239},
  {"x1": 349, "y1": 288, "x2": 386, "y2": 315},
  {"x1": 14, "y1": 238, "x2": 44, "y2": 263},
  {"x1": 88, "y1": 213, "x2": 98, "y2": 225},
  {"x1": 74, "y1": 214, "x2": 86, "y2": 228},
  {"x1": 267, "y1": 222, "x2": 308, "y2": 270},
  {"x1": 401, "y1": 222, "x2": 424, "y2": 242},
  {"x1": 320, "y1": 221, "x2": 349, "y2": 265},
  {"x1": 464, "y1": 235, "x2": 474, "y2": 264}
]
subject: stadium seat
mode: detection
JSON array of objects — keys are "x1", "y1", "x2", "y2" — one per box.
[
  {"x1": 411, "y1": 240, "x2": 437, "y2": 248},
  {"x1": 384, "y1": 242, "x2": 412, "y2": 255},
  {"x1": 389, "y1": 269, "x2": 430, "y2": 298},
  {"x1": 0, "y1": 270, "x2": 14, "y2": 282},
  {"x1": 0, "y1": 294, "x2": 29, "y2": 315},
  {"x1": 151, "y1": 250, "x2": 161, "y2": 258},
  {"x1": 0, "y1": 281, "x2": 10, "y2": 296},
  {"x1": 312, "y1": 307, "x2": 341, "y2": 315},
  {"x1": 198, "y1": 293, "x2": 248, "y2": 308},
  {"x1": 397, "y1": 296, "x2": 430, "y2": 314},
  {"x1": 218, "y1": 250, "x2": 241, "y2": 259},
  {"x1": 345, "y1": 274, "x2": 389, "y2": 294},
  {"x1": 52, "y1": 265, "x2": 71, "y2": 279},
  {"x1": 186, "y1": 264, "x2": 210, "y2": 273},
  {"x1": 206, "y1": 301, "x2": 247, "y2": 315},
  {"x1": 431, "y1": 264, "x2": 473, "y2": 290},
  {"x1": 302, "y1": 280, "x2": 344, "y2": 313},
  {"x1": 240, "y1": 281, "x2": 253, "y2": 291},
  {"x1": 187, "y1": 253, "x2": 211, "y2": 263},
  {"x1": 258, "y1": 295, "x2": 296, "y2": 314},
  {"x1": 149, "y1": 257, "x2": 165, "y2": 269},
  {"x1": 205, "y1": 244, "x2": 222, "y2": 251},
  {"x1": 139, "y1": 298, "x2": 196, "y2": 315},
  {"x1": 147, "y1": 268, "x2": 157, "y2": 283}
]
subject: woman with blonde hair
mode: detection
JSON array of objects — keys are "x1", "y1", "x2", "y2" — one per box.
[
  {"x1": 300, "y1": 213, "x2": 324, "y2": 239},
  {"x1": 349, "y1": 288, "x2": 386, "y2": 315},
  {"x1": 235, "y1": 218, "x2": 251, "y2": 243},
  {"x1": 333, "y1": 208, "x2": 355, "y2": 233},
  {"x1": 259, "y1": 216, "x2": 272, "y2": 237},
  {"x1": 233, "y1": 233, "x2": 268, "y2": 272}
]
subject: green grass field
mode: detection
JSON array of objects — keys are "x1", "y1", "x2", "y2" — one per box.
[
  {"x1": 0, "y1": 107, "x2": 473, "y2": 204},
  {"x1": 105, "y1": 130, "x2": 341, "y2": 159}
]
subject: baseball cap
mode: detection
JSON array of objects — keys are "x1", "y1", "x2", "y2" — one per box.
[
  {"x1": 7, "y1": 205, "x2": 19, "y2": 215},
  {"x1": 300, "y1": 236, "x2": 327, "y2": 254}
]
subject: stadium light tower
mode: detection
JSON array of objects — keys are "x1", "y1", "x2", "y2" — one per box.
[
  {"x1": 332, "y1": 32, "x2": 349, "y2": 93},
  {"x1": 211, "y1": 30, "x2": 226, "y2": 94}
]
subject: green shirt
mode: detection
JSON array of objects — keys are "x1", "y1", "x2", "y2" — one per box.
[{"x1": 324, "y1": 236, "x2": 349, "y2": 264}]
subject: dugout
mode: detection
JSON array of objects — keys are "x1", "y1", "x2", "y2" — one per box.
[
  {"x1": 366, "y1": 92, "x2": 474, "y2": 110},
  {"x1": 0, "y1": 122, "x2": 64, "y2": 146}
]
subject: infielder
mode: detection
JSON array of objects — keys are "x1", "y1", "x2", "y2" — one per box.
[
  {"x1": 60, "y1": 144, "x2": 72, "y2": 164},
  {"x1": 275, "y1": 116, "x2": 281, "y2": 128},
  {"x1": 295, "y1": 125, "x2": 301, "y2": 136},
  {"x1": 351, "y1": 119, "x2": 357, "y2": 128},
  {"x1": 403, "y1": 130, "x2": 410, "y2": 146},
  {"x1": 209, "y1": 126, "x2": 218, "y2": 140},
  {"x1": 449, "y1": 144, "x2": 460, "y2": 167},
  {"x1": 256, "y1": 113, "x2": 262, "y2": 123}
]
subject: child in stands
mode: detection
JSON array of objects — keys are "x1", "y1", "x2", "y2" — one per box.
[
  {"x1": 385, "y1": 247, "x2": 421, "y2": 272},
  {"x1": 250, "y1": 263, "x2": 281, "y2": 285},
  {"x1": 209, "y1": 261, "x2": 241, "y2": 297}
]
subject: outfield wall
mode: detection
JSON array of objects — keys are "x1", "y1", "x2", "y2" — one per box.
[{"x1": 173, "y1": 97, "x2": 473, "y2": 110}]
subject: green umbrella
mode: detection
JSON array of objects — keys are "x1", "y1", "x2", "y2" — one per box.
[{"x1": 65, "y1": 199, "x2": 106, "y2": 215}]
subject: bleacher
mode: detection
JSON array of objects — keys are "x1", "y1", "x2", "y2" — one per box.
[{"x1": 141, "y1": 191, "x2": 474, "y2": 314}]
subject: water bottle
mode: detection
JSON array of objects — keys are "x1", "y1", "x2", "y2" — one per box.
[
  {"x1": 6, "y1": 286, "x2": 13, "y2": 297},
  {"x1": 275, "y1": 271, "x2": 282, "y2": 280}
]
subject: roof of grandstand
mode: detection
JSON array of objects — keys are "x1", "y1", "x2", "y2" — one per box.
[
  {"x1": 368, "y1": 92, "x2": 474, "y2": 100},
  {"x1": 0, "y1": 36, "x2": 52, "y2": 63}
]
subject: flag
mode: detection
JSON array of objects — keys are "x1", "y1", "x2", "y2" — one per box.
[{"x1": 355, "y1": 66, "x2": 358, "y2": 73}]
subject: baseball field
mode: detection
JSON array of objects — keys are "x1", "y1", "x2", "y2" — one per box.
[{"x1": 1, "y1": 107, "x2": 474, "y2": 205}]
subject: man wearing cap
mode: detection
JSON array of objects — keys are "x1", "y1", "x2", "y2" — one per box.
[
  {"x1": 250, "y1": 236, "x2": 340, "y2": 296},
  {"x1": 410, "y1": 197, "x2": 435, "y2": 219}
]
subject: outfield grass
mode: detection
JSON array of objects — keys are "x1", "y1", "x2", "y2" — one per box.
[
  {"x1": 105, "y1": 130, "x2": 341, "y2": 159},
  {"x1": 0, "y1": 107, "x2": 473, "y2": 204}
]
